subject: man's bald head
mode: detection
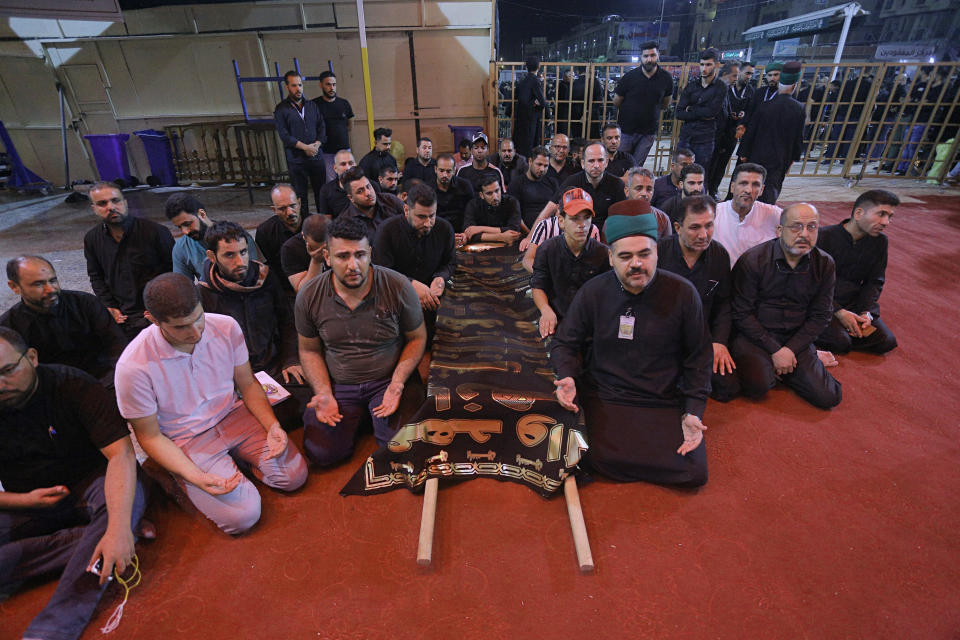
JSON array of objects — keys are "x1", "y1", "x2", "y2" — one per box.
[{"x1": 778, "y1": 202, "x2": 820, "y2": 260}]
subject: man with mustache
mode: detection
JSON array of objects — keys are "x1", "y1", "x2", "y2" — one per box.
[
  {"x1": 164, "y1": 193, "x2": 261, "y2": 281},
  {"x1": 658, "y1": 162, "x2": 706, "y2": 225},
  {"x1": 612, "y1": 41, "x2": 674, "y2": 167},
  {"x1": 551, "y1": 214, "x2": 712, "y2": 486},
  {"x1": 462, "y1": 175, "x2": 523, "y2": 245},
  {"x1": 433, "y1": 153, "x2": 474, "y2": 233},
  {"x1": 274, "y1": 71, "x2": 326, "y2": 216},
  {"x1": 815, "y1": 189, "x2": 899, "y2": 356},
  {"x1": 531, "y1": 189, "x2": 609, "y2": 339},
  {"x1": 296, "y1": 215, "x2": 426, "y2": 465},
  {"x1": 730, "y1": 203, "x2": 842, "y2": 409},
  {"x1": 711, "y1": 163, "x2": 781, "y2": 267},
  {"x1": 657, "y1": 196, "x2": 739, "y2": 402},
  {"x1": 2, "y1": 256, "x2": 127, "y2": 389},
  {"x1": 83, "y1": 182, "x2": 174, "y2": 340},
  {"x1": 257, "y1": 183, "x2": 309, "y2": 298},
  {"x1": 339, "y1": 166, "x2": 405, "y2": 241}
]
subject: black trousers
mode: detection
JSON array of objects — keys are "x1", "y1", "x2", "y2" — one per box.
[
  {"x1": 731, "y1": 335, "x2": 842, "y2": 409},
  {"x1": 710, "y1": 369, "x2": 741, "y2": 403},
  {"x1": 815, "y1": 316, "x2": 898, "y2": 355},
  {"x1": 707, "y1": 130, "x2": 737, "y2": 196},
  {"x1": 758, "y1": 165, "x2": 786, "y2": 205},
  {"x1": 514, "y1": 111, "x2": 541, "y2": 158},
  {"x1": 288, "y1": 155, "x2": 327, "y2": 215},
  {"x1": 581, "y1": 395, "x2": 707, "y2": 487}
]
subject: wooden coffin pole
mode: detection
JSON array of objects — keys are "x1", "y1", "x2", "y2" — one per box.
[
  {"x1": 564, "y1": 475, "x2": 594, "y2": 572},
  {"x1": 416, "y1": 477, "x2": 439, "y2": 566}
]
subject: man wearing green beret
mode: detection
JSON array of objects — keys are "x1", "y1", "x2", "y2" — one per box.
[
  {"x1": 738, "y1": 61, "x2": 806, "y2": 205},
  {"x1": 550, "y1": 214, "x2": 712, "y2": 486}
]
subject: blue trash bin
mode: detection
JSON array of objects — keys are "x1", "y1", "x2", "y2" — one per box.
[
  {"x1": 134, "y1": 129, "x2": 178, "y2": 186},
  {"x1": 84, "y1": 133, "x2": 131, "y2": 183},
  {"x1": 447, "y1": 125, "x2": 483, "y2": 152}
]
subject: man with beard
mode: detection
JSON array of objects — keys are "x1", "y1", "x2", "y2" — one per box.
[
  {"x1": 613, "y1": 41, "x2": 674, "y2": 166},
  {"x1": 706, "y1": 62, "x2": 744, "y2": 199},
  {"x1": 296, "y1": 215, "x2": 426, "y2": 465},
  {"x1": 462, "y1": 175, "x2": 523, "y2": 245},
  {"x1": 378, "y1": 166, "x2": 400, "y2": 196},
  {"x1": 730, "y1": 203, "x2": 841, "y2": 409},
  {"x1": 198, "y1": 221, "x2": 309, "y2": 430},
  {"x1": 402, "y1": 137, "x2": 436, "y2": 183},
  {"x1": 83, "y1": 182, "x2": 174, "y2": 340},
  {"x1": 551, "y1": 214, "x2": 711, "y2": 486},
  {"x1": 711, "y1": 163, "x2": 781, "y2": 267},
  {"x1": 0, "y1": 326, "x2": 148, "y2": 640},
  {"x1": 546, "y1": 133, "x2": 578, "y2": 183},
  {"x1": 434, "y1": 153, "x2": 475, "y2": 233},
  {"x1": 165, "y1": 193, "x2": 260, "y2": 281},
  {"x1": 652, "y1": 147, "x2": 695, "y2": 208},
  {"x1": 658, "y1": 163, "x2": 706, "y2": 224},
  {"x1": 509, "y1": 146, "x2": 559, "y2": 230},
  {"x1": 257, "y1": 184, "x2": 308, "y2": 297},
  {"x1": 456, "y1": 132, "x2": 505, "y2": 193},
  {"x1": 745, "y1": 62, "x2": 782, "y2": 134},
  {"x1": 657, "y1": 195, "x2": 739, "y2": 402},
  {"x1": 274, "y1": 71, "x2": 326, "y2": 215},
  {"x1": 317, "y1": 150, "x2": 381, "y2": 218},
  {"x1": 339, "y1": 166, "x2": 404, "y2": 240},
  {"x1": 2, "y1": 257, "x2": 126, "y2": 388},
  {"x1": 608, "y1": 167, "x2": 672, "y2": 238},
  {"x1": 489, "y1": 138, "x2": 528, "y2": 188},
  {"x1": 358, "y1": 128, "x2": 398, "y2": 182},
  {"x1": 815, "y1": 189, "x2": 899, "y2": 356},
  {"x1": 600, "y1": 123, "x2": 637, "y2": 178},
  {"x1": 531, "y1": 189, "x2": 609, "y2": 339},
  {"x1": 374, "y1": 183, "x2": 456, "y2": 342},
  {"x1": 117, "y1": 273, "x2": 308, "y2": 534},
  {"x1": 312, "y1": 70, "x2": 354, "y2": 179},
  {"x1": 675, "y1": 49, "x2": 725, "y2": 176}
]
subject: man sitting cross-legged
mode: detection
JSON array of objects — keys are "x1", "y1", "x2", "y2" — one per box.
[{"x1": 116, "y1": 273, "x2": 307, "y2": 534}]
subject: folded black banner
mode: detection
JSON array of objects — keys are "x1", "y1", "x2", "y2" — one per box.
[{"x1": 341, "y1": 244, "x2": 587, "y2": 498}]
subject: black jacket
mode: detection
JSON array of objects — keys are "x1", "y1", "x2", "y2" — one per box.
[{"x1": 274, "y1": 96, "x2": 326, "y2": 164}]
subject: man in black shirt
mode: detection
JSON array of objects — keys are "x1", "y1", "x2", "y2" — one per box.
[
  {"x1": 531, "y1": 188, "x2": 609, "y2": 338},
  {"x1": 462, "y1": 175, "x2": 523, "y2": 244},
  {"x1": 0, "y1": 327, "x2": 147, "y2": 640},
  {"x1": 676, "y1": 48, "x2": 725, "y2": 176},
  {"x1": 3, "y1": 256, "x2": 126, "y2": 388},
  {"x1": 652, "y1": 147, "x2": 695, "y2": 208},
  {"x1": 546, "y1": 133, "x2": 578, "y2": 183},
  {"x1": 358, "y1": 127, "x2": 398, "y2": 182},
  {"x1": 709, "y1": 61, "x2": 755, "y2": 199},
  {"x1": 660, "y1": 163, "x2": 706, "y2": 223},
  {"x1": 316, "y1": 150, "x2": 381, "y2": 218},
  {"x1": 378, "y1": 165, "x2": 400, "y2": 195},
  {"x1": 198, "y1": 221, "x2": 308, "y2": 429},
  {"x1": 312, "y1": 71, "x2": 353, "y2": 159},
  {"x1": 551, "y1": 214, "x2": 711, "y2": 486},
  {"x1": 739, "y1": 61, "x2": 806, "y2": 205},
  {"x1": 257, "y1": 183, "x2": 307, "y2": 296},
  {"x1": 521, "y1": 142, "x2": 627, "y2": 250},
  {"x1": 600, "y1": 123, "x2": 637, "y2": 178},
  {"x1": 815, "y1": 189, "x2": 899, "y2": 355},
  {"x1": 489, "y1": 138, "x2": 528, "y2": 188},
  {"x1": 373, "y1": 183, "x2": 456, "y2": 342},
  {"x1": 339, "y1": 166, "x2": 404, "y2": 240},
  {"x1": 613, "y1": 41, "x2": 674, "y2": 166},
  {"x1": 83, "y1": 182, "x2": 174, "y2": 340},
  {"x1": 657, "y1": 195, "x2": 739, "y2": 401},
  {"x1": 456, "y1": 132, "x2": 505, "y2": 193},
  {"x1": 434, "y1": 153, "x2": 474, "y2": 233},
  {"x1": 509, "y1": 146, "x2": 558, "y2": 229},
  {"x1": 731, "y1": 203, "x2": 842, "y2": 409},
  {"x1": 281, "y1": 214, "x2": 329, "y2": 292},
  {"x1": 274, "y1": 71, "x2": 326, "y2": 215},
  {"x1": 402, "y1": 137, "x2": 436, "y2": 183},
  {"x1": 514, "y1": 55, "x2": 545, "y2": 157}
]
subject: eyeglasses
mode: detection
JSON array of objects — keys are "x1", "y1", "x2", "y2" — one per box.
[
  {"x1": 0, "y1": 353, "x2": 25, "y2": 378},
  {"x1": 785, "y1": 222, "x2": 819, "y2": 233}
]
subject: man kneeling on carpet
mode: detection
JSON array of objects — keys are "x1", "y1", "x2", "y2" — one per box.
[
  {"x1": 116, "y1": 273, "x2": 308, "y2": 535},
  {"x1": 0, "y1": 327, "x2": 149, "y2": 640},
  {"x1": 550, "y1": 214, "x2": 712, "y2": 486},
  {"x1": 296, "y1": 215, "x2": 427, "y2": 465}
]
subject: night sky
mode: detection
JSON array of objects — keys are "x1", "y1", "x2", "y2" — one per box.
[{"x1": 498, "y1": 0, "x2": 682, "y2": 59}]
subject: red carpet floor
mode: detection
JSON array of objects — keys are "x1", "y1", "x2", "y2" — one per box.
[{"x1": 3, "y1": 196, "x2": 959, "y2": 639}]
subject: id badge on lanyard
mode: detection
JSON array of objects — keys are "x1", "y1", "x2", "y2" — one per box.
[{"x1": 618, "y1": 308, "x2": 635, "y2": 340}]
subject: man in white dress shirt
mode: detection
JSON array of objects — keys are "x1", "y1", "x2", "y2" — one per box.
[{"x1": 712, "y1": 163, "x2": 781, "y2": 267}]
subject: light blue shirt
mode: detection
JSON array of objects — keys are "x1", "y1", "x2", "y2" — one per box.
[{"x1": 172, "y1": 228, "x2": 261, "y2": 280}]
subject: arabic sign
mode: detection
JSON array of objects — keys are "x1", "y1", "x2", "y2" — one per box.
[
  {"x1": 874, "y1": 43, "x2": 937, "y2": 61},
  {"x1": 745, "y1": 17, "x2": 826, "y2": 41}
]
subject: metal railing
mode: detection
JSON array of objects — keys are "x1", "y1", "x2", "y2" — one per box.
[{"x1": 494, "y1": 61, "x2": 960, "y2": 186}]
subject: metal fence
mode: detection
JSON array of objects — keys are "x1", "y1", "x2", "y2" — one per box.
[{"x1": 494, "y1": 61, "x2": 960, "y2": 186}]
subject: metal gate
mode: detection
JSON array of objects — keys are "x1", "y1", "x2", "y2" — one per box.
[{"x1": 494, "y1": 61, "x2": 960, "y2": 186}]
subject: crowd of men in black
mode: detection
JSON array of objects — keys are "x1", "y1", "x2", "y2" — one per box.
[{"x1": 0, "y1": 55, "x2": 906, "y2": 640}]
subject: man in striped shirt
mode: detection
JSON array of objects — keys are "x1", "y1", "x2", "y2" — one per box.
[{"x1": 521, "y1": 197, "x2": 601, "y2": 273}]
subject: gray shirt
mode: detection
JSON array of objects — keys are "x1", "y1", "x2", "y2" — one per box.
[{"x1": 294, "y1": 265, "x2": 423, "y2": 384}]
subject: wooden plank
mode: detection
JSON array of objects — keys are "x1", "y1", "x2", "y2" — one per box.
[
  {"x1": 416, "y1": 477, "x2": 439, "y2": 566},
  {"x1": 564, "y1": 475, "x2": 594, "y2": 572}
]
